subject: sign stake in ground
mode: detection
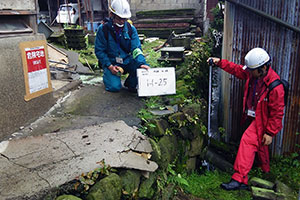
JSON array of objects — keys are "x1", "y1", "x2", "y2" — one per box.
[
  {"x1": 137, "y1": 67, "x2": 176, "y2": 97},
  {"x1": 19, "y1": 40, "x2": 52, "y2": 101}
]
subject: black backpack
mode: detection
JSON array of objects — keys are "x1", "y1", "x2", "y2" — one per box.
[{"x1": 268, "y1": 79, "x2": 289, "y2": 105}]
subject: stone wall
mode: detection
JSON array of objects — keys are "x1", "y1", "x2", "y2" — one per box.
[
  {"x1": 0, "y1": 0, "x2": 36, "y2": 10},
  {"x1": 128, "y1": 0, "x2": 204, "y2": 20},
  {"x1": 0, "y1": 34, "x2": 55, "y2": 141}
]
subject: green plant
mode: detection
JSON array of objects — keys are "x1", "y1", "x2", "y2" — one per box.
[
  {"x1": 167, "y1": 163, "x2": 189, "y2": 187},
  {"x1": 74, "y1": 160, "x2": 114, "y2": 194},
  {"x1": 219, "y1": 127, "x2": 226, "y2": 140},
  {"x1": 183, "y1": 170, "x2": 252, "y2": 200},
  {"x1": 175, "y1": 40, "x2": 211, "y2": 100},
  {"x1": 137, "y1": 108, "x2": 154, "y2": 123},
  {"x1": 142, "y1": 39, "x2": 164, "y2": 67},
  {"x1": 64, "y1": 24, "x2": 83, "y2": 29},
  {"x1": 77, "y1": 47, "x2": 99, "y2": 70},
  {"x1": 144, "y1": 96, "x2": 163, "y2": 109},
  {"x1": 155, "y1": 163, "x2": 189, "y2": 198},
  {"x1": 138, "y1": 125, "x2": 148, "y2": 135}
]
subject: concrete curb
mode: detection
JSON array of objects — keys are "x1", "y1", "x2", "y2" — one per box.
[{"x1": 53, "y1": 79, "x2": 82, "y2": 99}]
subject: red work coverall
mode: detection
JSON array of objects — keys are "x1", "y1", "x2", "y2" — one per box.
[{"x1": 217, "y1": 59, "x2": 285, "y2": 184}]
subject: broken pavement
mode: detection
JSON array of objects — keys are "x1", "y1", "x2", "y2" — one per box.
[{"x1": 0, "y1": 121, "x2": 157, "y2": 200}]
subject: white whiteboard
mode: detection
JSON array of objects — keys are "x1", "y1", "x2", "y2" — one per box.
[{"x1": 137, "y1": 67, "x2": 176, "y2": 97}]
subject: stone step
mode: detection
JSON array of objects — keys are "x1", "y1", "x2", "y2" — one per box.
[
  {"x1": 137, "y1": 27, "x2": 190, "y2": 39},
  {"x1": 136, "y1": 8, "x2": 195, "y2": 19},
  {"x1": 134, "y1": 22, "x2": 190, "y2": 29},
  {"x1": 134, "y1": 17, "x2": 194, "y2": 24},
  {"x1": 158, "y1": 47, "x2": 185, "y2": 63},
  {"x1": 157, "y1": 57, "x2": 183, "y2": 62}
]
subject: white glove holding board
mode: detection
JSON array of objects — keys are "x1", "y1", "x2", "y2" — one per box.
[{"x1": 137, "y1": 67, "x2": 176, "y2": 97}]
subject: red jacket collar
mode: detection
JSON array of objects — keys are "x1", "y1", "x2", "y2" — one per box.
[{"x1": 262, "y1": 67, "x2": 280, "y2": 87}]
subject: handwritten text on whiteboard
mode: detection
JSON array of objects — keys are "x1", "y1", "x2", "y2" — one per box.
[{"x1": 137, "y1": 67, "x2": 176, "y2": 97}]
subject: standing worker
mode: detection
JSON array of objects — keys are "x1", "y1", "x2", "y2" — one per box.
[
  {"x1": 95, "y1": 0, "x2": 149, "y2": 92},
  {"x1": 208, "y1": 47, "x2": 285, "y2": 190}
]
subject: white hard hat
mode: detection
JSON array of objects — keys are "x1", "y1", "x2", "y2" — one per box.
[
  {"x1": 109, "y1": 0, "x2": 131, "y2": 19},
  {"x1": 244, "y1": 48, "x2": 270, "y2": 70}
]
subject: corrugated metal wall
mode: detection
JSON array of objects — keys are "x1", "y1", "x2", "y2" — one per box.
[{"x1": 222, "y1": 0, "x2": 300, "y2": 155}]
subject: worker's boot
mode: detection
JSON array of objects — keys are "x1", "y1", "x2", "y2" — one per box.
[{"x1": 221, "y1": 179, "x2": 248, "y2": 190}]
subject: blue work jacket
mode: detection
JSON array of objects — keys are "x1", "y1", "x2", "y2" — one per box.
[{"x1": 95, "y1": 18, "x2": 147, "y2": 68}]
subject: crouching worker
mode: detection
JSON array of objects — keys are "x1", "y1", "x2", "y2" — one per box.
[
  {"x1": 95, "y1": 0, "x2": 149, "y2": 92},
  {"x1": 207, "y1": 47, "x2": 285, "y2": 190}
]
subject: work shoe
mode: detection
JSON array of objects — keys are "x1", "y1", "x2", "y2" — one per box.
[
  {"x1": 122, "y1": 85, "x2": 137, "y2": 93},
  {"x1": 126, "y1": 87, "x2": 137, "y2": 93},
  {"x1": 221, "y1": 179, "x2": 248, "y2": 190},
  {"x1": 123, "y1": 82, "x2": 137, "y2": 93}
]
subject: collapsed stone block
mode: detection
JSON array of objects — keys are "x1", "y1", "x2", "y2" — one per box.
[
  {"x1": 56, "y1": 195, "x2": 82, "y2": 200},
  {"x1": 148, "y1": 119, "x2": 169, "y2": 137},
  {"x1": 138, "y1": 172, "x2": 157, "y2": 199},
  {"x1": 249, "y1": 177, "x2": 275, "y2": 190},
  {"x1": 158, "y1": 135, "x2": 178, "y2": 170},
  {"x1": 181, "y1": 103, "x2": 202, "y2": 118},
  {"x1": 178, "y1": 127, "x2": 194, "y2": 140},
  {"x1": 274, "y1": 180, "x2": 294, "y2": 200},
  {"x1": 186, "y1": 157, "x2": 197, "y2": 172},
  {"x1": 119, "y1": 169, "x2": 141, "y2": 197},
  {"x1": 86, "y1": 173, "x2": 122, "y2": 200},
  {"x1": 251, "y1": 186, "x2": 286, "y2": 200},
  {"x1": 188, "y1": 135, "x2": 204, "y2": 157},
  {"x1": 149, "y1": 138, "x2": 161, "y2": 163},
  {"x1": 168, "y1": 112, "x2": 186, "y2": 125}
]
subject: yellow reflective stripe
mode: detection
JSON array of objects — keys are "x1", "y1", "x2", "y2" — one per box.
[
  {"x1": 109, "y1": 6, "x2": 116, "y2": 13},
  {"x1": 133, "y1": 48, "x2": 143, "y2": 59}
]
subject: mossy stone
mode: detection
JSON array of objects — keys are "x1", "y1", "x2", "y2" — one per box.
[
  {"x1": 181, "y1": 103, "x2": 202, "y2": 117},
  {"x1": 191, "y1": 123, "x2": 204, "y2": 138},
  {"x1": 274, "y1": 180, "x2": 294, "y2": 199},
  {"x1": 178, "y1": 127, "x2": 194, "y2": 140},
  {"x1": 149, "y1": 138, "x2": 161, "y2": 163},
  {"x1": 138, "y1": 172, "x2": 157, "y2": 199},
  {"x1": 119, "y1": 169, "x2": 141, "y2": 196},
  {"x1": 188, "y1": 135, "x2": 204, "y2": 157},
  {"x1": 249, "y1": 177, "x2": 275, "y2": 190},
  {"x1": 158, "y1": 135, "x2": 178, "y2": 170},
  {"x1": 176, "y1": 80, "x2": 191, "y2": 96},
  {"x1": 162, "y1": 183, "x2": 175, "y2": 200},
  {"x1": 86, "y1": 173, "x2": 122, "y2": 200},
  {"x1": 251, "y1": 186, "x2": 285, "y2": 200},
  {"x1": 56, "y1": 195, "x2": 82, "y2": 200},
  {"x1": 186, "y1": 157, "x2": 197, "y2": 172},
  {"x1": 148, "y1": 119, "x2": 169, "y2": 137},
  {"x1": 168, "y1": 112, "x2": 186, "y2": 124}
]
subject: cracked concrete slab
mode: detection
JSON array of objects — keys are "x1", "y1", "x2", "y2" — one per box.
[{"x1": 0, "y1": 120, "x2": 157, "y2": 200}]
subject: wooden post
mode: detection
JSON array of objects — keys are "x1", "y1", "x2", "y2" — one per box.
[
  {"x1": 83, "y1": 0, "x2": 90, "y2": 28},
  {"x1": 77, "y1": 0, "x2": 82, "y2": 26},
  {"x1": 66, "y1": 0, "x2": 71, "y2": 25},
  {"x1": 87, "y1": 0, "x2": 94, "y2": 32},
  {"x1": 56, "y1": 0, "x2": 63, "y2": 28},
  {"x1": 47, "y1": 0, "x2": 52, "y2": 24}
]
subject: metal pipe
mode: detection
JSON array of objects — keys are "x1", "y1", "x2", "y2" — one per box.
[
  {"x1": 226, "y1": 0, "x2": 300, "y2": 34},
  {"x1": 208, "y1": 61, "x2": 213, "y2": 142}
]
